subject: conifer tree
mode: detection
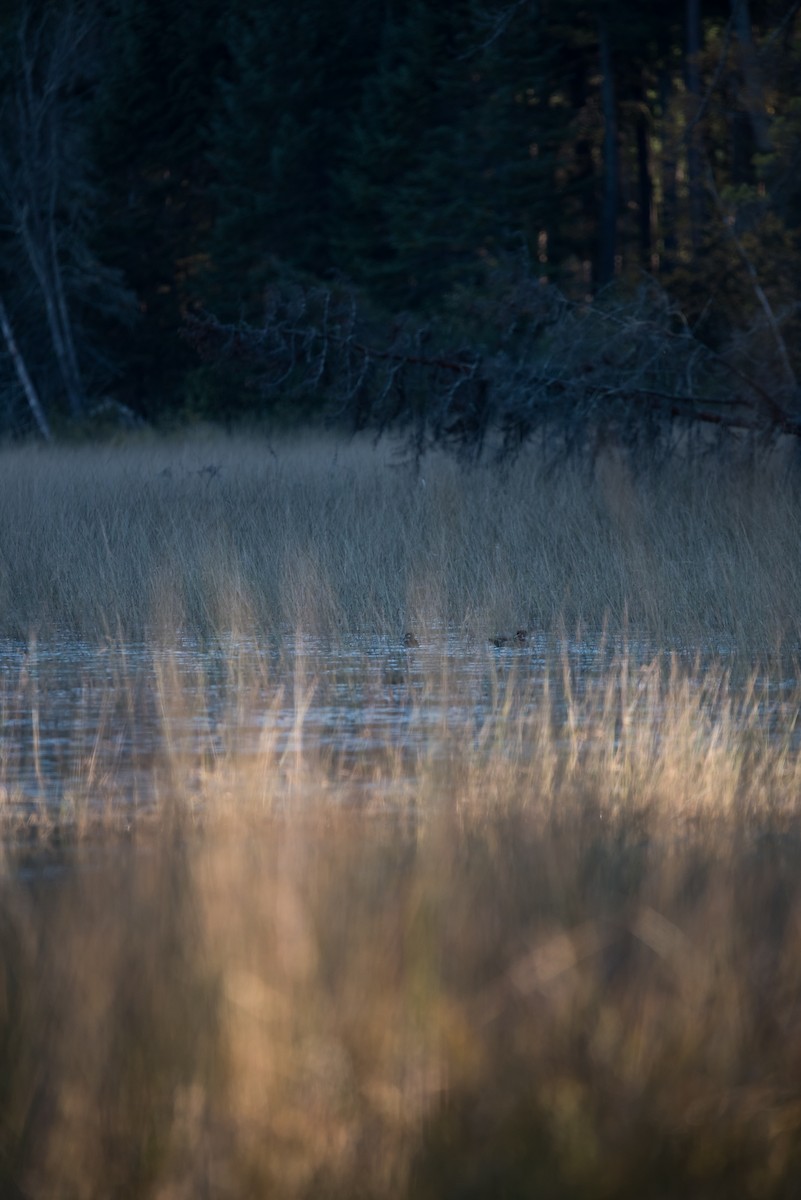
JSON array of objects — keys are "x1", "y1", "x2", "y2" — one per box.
[
  {"x1": 207, "y1": 0, "x2": 383, "y2": 319},
  {"x1": 335, "y1": 0, "x2": 586, "y2": 310},
  {"x1": 89, "y1": 0, "x2": 225, "y2": 416}
]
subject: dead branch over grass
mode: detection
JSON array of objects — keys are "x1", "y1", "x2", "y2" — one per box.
[
  {"x1": 0, "y1": 431, "x2": 799, "y2": 649},
  {"x1": 183, "y1": 274, "x2": 801, "y2": 459}
]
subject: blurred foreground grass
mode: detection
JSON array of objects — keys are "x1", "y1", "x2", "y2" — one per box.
[
  {"x1": 3, "y1": 433, "x2": 801, "y2": 1195},
  {"x1": 2, "y1": 645, "x2": 801, "y2": 1198}
]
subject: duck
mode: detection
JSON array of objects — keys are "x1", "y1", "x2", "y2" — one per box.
[
  {"x1": 490, "y1": 628, "x2": 528, "y2": 648},
  {"x1": 402, "y1": 632, "x2": 420, "y2": 648}
]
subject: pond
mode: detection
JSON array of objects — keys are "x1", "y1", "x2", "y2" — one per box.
[{"x1": 1, "y1": 630, "x2": 799, "y2": 823}]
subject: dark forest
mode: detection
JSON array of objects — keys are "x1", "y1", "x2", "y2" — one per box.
[{"x1": 1, "y1": 0, "x2": 799, "y2": 455}]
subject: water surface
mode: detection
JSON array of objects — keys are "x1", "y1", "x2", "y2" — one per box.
[{"x1": 1, "y1": 630, "x2": 798, "y2": 820}]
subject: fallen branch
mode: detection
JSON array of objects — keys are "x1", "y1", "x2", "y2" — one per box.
[{"x1": 183, "y1": 279, "x2": 801, "y2": 461}]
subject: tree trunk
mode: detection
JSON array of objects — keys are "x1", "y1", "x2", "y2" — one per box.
[
  {"x1": 47, "y1": 212, "x2": 86, "y2": 418},
  {"x1": 658, "y1": 69, "x2": 678, "y2": 274},
  {"x1": 732, "y1": 0, "x2": 772, "y2": 156},
  {"x1": 635, "y1": 84, "x2": 653, "y2": 270},
  {"x1": 0, "y1": 294, "x2": 52, "y2": 440},
  {"x1": 597, "y1": 13, "x2": 619, "y2": 286},
  {"x1": 18, "y1": 213, "x2": 85, "y2": 419},
  {"x1": 686, "y1": 0, "x2": 704, "y2": 251},
  {"x1": 0, "y1": 3, "x2": 94, "y2": 423}
]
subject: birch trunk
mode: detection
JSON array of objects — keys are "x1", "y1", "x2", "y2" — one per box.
[
  {"x1": 0, "y1": 294, "x2": 52, "y2": 440},
  {"x1": 597, "y1": 14, "x2": 619, "y2": 286}
]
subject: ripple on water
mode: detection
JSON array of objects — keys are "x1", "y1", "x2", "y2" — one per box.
[{"x1": 0, "y1": 630, "x2": 798, "y2": 816}]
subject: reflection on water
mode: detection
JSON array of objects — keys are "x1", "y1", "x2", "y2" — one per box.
[{"x1": 1, "y1": 630, "x2": 799, "y2": 818}]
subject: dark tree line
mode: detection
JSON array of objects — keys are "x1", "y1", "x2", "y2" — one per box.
[{"x1": 0, "y1": 0, "x2": 800, "y2": 454}]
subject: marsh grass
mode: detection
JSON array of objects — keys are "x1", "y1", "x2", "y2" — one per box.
[
  {"x1": 1, "y1": 431, "x2": 800, "y2": 647},
  {"x1": 3, "y1": 433, "x2": 801, "y2": 1195},
  {"x1": 2, "y1": 641, "x2": 801, "y2": 1196}
]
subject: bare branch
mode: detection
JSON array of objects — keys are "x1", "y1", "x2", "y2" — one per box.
[
  {"x1": 762, "y1": 0, "x2": 801, "y2": 47},
  {"x1": 458, "y1": 0, "x2": 534, "y2": 58},
  {"x1": 183, "y1": 271, "x2": 799, "y2": 465}
]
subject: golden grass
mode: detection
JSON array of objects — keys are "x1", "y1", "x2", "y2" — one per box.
[
  {"x1": 2, "y1": 433, "x2": 801, "y2": 1195},
  {"x1": 0, "y1": 431, "x2": 799, "y2": 647},
  {"x1": 1, "y1": 640, "x2": 801, "y2": 1196}
]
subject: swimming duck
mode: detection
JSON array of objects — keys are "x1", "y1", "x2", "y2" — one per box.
[
  {"x1": 490, "y1": 629, "x2": 528, "y2": 648},
  {"x1": 402, "y1": 632, "x2": 420, "y2": 648}
]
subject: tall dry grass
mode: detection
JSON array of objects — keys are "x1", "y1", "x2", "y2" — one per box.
[
  {"x1": 1, "y1": 645, "x2": 801, "y2": 1195},
  {"x1": 2, "y1": 432, "x2": 801, "y2": 1195},
  {"x1": 0, "y1": 431, "x2": 799, "y2": 648}
]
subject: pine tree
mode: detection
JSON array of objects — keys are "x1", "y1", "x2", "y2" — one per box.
[
  {"x1": 89, "y1": 0, "x2": 226, "y2": 417},
  {"x1": 335, "y1": 0, "x2": 583, "y2": 311},
  {"x1": 207, "y1": 0, "x2": 383, "y2": 320},
  {"x1": 334, "y1": 0, "x2": 474, "y2": 309}
]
